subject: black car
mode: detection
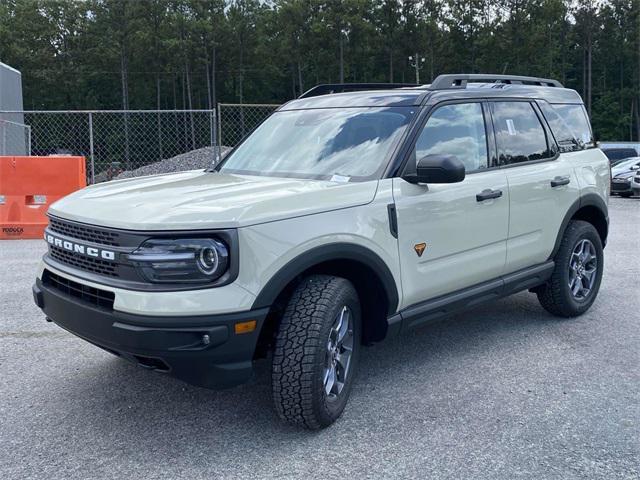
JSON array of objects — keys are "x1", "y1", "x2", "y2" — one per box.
[{"x1": 603, "y1": 148, "x2": 638, "y2": 163}]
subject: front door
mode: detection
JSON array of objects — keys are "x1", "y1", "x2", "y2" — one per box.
[{"x1": 393, "y1": 102, "x2": 509, "y2": 309}]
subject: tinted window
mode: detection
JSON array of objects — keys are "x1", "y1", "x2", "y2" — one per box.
[
  {"x1": 539, "y1": 101, "x2": 579, "y2": 151},
  {"x1": 493, "y1": 102, "x2": 552, "y2": 165},
  {"x1": 415, "y1": 103, "x2": 488, "y2": 173},
  {"x1": 602, "y1": 148, "x2": 637, "y2": 161},
  {"x1": 552, "y1": 104, "x2": 593, "y2": 147}
]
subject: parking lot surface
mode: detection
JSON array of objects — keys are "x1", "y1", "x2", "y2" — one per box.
[{"x1": 1, "y1": 197, "x2": 638, "y2": 480}]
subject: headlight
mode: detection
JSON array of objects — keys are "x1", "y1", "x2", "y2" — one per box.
[{"x1": 128, "y1": 238, "x2": 229, "y2": 284}]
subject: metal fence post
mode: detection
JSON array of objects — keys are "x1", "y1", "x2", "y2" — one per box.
[
  {"x1": 209, "y1": 109, "x2": 215, "y2": 167},
  {"x1": 88, "y1": 112, "x2": 95, "y2": 184},
  {"x1": 216, "y1": 103, "x2": 222, "y2": 163},
  {"x1": 26, "y1": 125, "x2": 31, "y2": 155}
]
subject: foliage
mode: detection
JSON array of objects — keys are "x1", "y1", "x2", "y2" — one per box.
[{"x1": 0, "y1": 0, "x2": 638, "y2": 140}]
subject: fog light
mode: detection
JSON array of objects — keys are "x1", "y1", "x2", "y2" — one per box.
[{"x1": 234, "y1": 320, "x2": 257, "y2": 335}]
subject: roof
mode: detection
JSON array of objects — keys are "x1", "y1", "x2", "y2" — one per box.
[
  {"x1": 280, "y1": 81, "x2": 583, "y2": 111},
  {"x1": 280, "y1": 90, "x2": 424, "y2": 110}
]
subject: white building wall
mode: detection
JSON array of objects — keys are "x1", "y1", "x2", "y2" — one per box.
[{"x1": 0, "y1": 62, "x2": 26, "y2": 155}]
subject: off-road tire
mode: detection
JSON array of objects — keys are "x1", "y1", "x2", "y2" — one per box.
[
  {"x1": 537, "y1": 220, "x2": 603, "y2": 317},
  {"x1": 271, "y1": 274, "x2": 361, "y2": 429}
]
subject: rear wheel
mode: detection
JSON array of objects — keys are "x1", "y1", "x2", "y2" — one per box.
[
  {"x1": 619, "y1": 192, "x2": 632, "y2": 198},
  {"x1": 271, "y1": 275, "x2": 361, "y2": 429},
  {"x1": 537, "y1": 220, "x2": 603, "y2": 317}
]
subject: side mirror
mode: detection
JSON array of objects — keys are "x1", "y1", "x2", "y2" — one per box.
[
  {"x1": 403, "y1": 154, "x2": 466, "y2": 184},
  {"x1": 630, "y1": 164, "x2": 639, "y2": 170}
]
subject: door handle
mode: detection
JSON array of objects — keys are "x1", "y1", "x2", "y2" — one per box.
[
  {"x1": 476, "y1": 189, "x2": 503, "y2": 202},
  {"x1": 551, "y1": 176, "x2": 570, "y2": 187}
]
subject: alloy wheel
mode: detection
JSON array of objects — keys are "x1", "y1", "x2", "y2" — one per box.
[
  {"x1": 323, "y1": 306, "x2": 354, "y2": 400},
  {"x1": 568, "y1": 238, "x2": 598, "y2": 300}
]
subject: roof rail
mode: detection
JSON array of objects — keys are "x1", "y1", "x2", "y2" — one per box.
[
  {"x1": 429, "y1": 74, "x2": 563, "y2": 90},
  {"x1": 299, "y1": 83, "x2": 420, "y2": 99}
]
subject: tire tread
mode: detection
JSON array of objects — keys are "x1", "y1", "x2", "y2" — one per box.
[
  {"x1": 537, "y1": 220, "x2": 603, "y2": 317},
  {"x1": 272, "y1": 274, "x2": 357, "y2": 429}
]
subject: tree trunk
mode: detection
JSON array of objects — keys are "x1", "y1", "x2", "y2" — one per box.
[
  {"x1": 297, "y1": 59, "x2": 303, "y2": 96},
  {"x1": 156, "y1": 75, "x2": 163, "y2": 159},
  {"x1": 630, "y1": 97, "x2": 635, "y2": 141},
  {"x1": 633, "y1": 97, "x2": 640, "y2": 142},
  {"x1": 182, "y1": 71, "x2": 188, "y2": 148},
  {"x1": 429, "y1": 39, "x2": 434, "y2": 82},
  {"x1": 637, "y1": 20, "x2": 640, "y2": 141},
  {"x1": 204, "y1": 50, "x2": 212, "y2": 110},
  {"x1": 620, "y1": 60, "x2": 624, "y2": 117},
  {"x1": 211, "y1": 45, "x2": 217, "y2": 109},
  {"x1": 587, "y1": 36, "x2": 592, "y2": 116},
  {"x1": 389, "y1": 49, "x2": 393, "y2": 82},
  {"x1": 582, "y1": 48, "x2": 587, "y2": 104},
  {"x1": 120, "y1": 48, "x2": 130, "y2": 170},
  {"x1": 339, "y1": 31, "x2": 344, "y2": 83},
  {"x1": 185, "y1": 62, "x2": 195, "y2": 149},
  {"x1": 291, "y1": 65, "x2": 296, "y2": 98},
  {"x1": 172, "y1": 74, "x2": 177, "y2": 110}
]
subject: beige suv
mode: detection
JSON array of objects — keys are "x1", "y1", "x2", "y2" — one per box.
[{"x1": 33, "y1": 74, "x2": 609, "y2": 429}]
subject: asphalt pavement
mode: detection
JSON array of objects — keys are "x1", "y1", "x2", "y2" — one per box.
[{"x1": 1, "y1": 197, "x2": 638, "y2": 479}]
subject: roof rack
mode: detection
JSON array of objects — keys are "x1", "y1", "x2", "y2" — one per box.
[
  {"x1": 299, "y1": 83, "x2": 420, "y2": 99},
  {"x1": 429, "y1": 74, "x2": 563, "y2": 90}
]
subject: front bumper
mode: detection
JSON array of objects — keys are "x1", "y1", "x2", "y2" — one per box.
[
  {"x1": 33, "y1": 277, "x2": 269, "y2": 389},
  {"x1": 610, "y1": 180, "x2": 632, "y2": 194}
]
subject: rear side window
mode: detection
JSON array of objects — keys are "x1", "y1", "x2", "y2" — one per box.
[
  {"x1": 552, "y1": 104, "x2": 593, "y2": 147},
  {"x1": 492, "y1": 102, "x2": 553, "y2": 165},
  {"x1": 538, "y1": 101, "x2": 580, "y2": 151}
]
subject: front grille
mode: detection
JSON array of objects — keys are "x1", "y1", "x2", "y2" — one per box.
[
  {"x1": 49, "y1": 246, "x2": 119, "y2": 277},
  {"x1": 611, "y1": 182, "x2": 630, "y2": 192},
  {"x1": 49, "y1": 217, "x2": 121, "y2": 246},
  {"x1": 43, "y1": 270, "x2": 115, "y2": 310}
]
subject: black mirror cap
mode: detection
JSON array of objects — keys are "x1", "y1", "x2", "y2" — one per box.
[{"x1": 404, "y1": 154, "x2": 466, "y2": 184}]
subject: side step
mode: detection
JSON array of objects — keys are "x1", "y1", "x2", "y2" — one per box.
[{"x1": 391, "y1": 261, "x2": 554, "y2": 333}]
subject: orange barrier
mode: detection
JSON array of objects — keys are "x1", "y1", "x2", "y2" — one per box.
[{"x1": 0, "y1": 156, "x2": 86, "y2": 240}]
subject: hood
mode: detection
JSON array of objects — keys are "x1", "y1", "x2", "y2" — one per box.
[{"x1": 49, "y1": 170, "x2": 378, "y2": 230}]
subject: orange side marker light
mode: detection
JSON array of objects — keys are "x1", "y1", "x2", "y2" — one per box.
[{"x1": 234, "y1": 320, "x2": 257, "y2": 335}]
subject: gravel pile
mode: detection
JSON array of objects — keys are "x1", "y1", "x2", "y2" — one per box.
[{"x1": 106, "y1": 146, "x2": 230, "y2": 182}]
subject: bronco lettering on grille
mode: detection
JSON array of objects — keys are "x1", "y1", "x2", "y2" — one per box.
[{"x1": 45, "y1": 233, "x2": 116, "y2": 261}]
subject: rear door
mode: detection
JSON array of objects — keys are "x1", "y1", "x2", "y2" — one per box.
[
  {"x1": 490, "y1": 101, "x2": 580, "y2": 272},
  {"x1": 393, "y1": 101, "x2": 509, "y2": 308}
]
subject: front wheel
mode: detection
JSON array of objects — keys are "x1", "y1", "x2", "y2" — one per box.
[
  {"x1": 537, "y1": 220, "x2": 604, "y2": 317},
  {"x1": 271, "y1": 275, "x2": 361, "y2": 429}
]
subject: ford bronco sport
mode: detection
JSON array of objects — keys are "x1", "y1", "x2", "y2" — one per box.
[{"x1": 33, "y1": 74, "x2": 609, "y2": 429}]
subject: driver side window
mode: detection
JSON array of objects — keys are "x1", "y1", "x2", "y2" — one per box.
[{"x1": 414, "y1": 103, "x2": 489, "y2": 174}]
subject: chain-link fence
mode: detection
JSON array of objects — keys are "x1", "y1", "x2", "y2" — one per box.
[
  {"x1": 0, "y1": 118, "x2": 31, "y2": 155},
  {"x1": 1, "y1": 110, "x2": 218, "y2": 183},
  {"x1": 0, "y1": 105, "x2": 279, "y2": 184},
  {"x1": 217, "y1": 103, "x2": 279, "y2": 148}
]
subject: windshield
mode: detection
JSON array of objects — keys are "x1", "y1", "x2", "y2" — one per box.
[
  {"x1": 612, "y1": 157, "x2": 640, "y2": 175},
  {"x1": 218, "y1": 107, "x2": 416, "y2": 181}
]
